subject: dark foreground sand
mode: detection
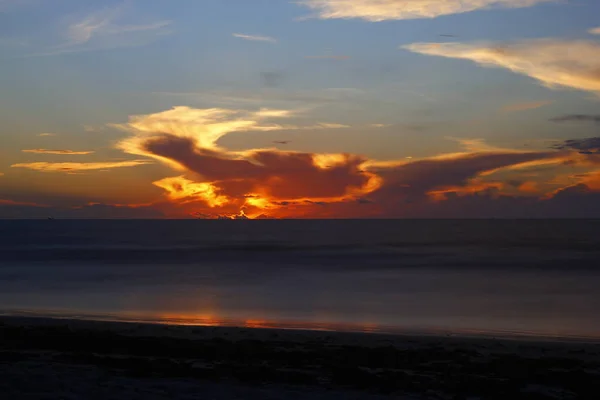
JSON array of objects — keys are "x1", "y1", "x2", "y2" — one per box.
[{"x1": 1, "y1": 317, "x2": 600, "y2": 399}]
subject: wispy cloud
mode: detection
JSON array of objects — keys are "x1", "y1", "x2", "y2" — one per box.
[
  {"x1": 299, "y1": 0, "x2": 556, "y2": 21},
  {"x1": 550, "y1": 115, "x2": 600, "y2": 124},
  {"x1": 153, "y1": 87, "x2": 365, "y2": 106},
  {"x1": 305, "y1": 55, "x2": 350, "y2": 60},
  {"x1": 32, "y1": 5, "x2": 171, "y2": 56},
  {"x1": 67, "y1": 11, "x2": 171, "y2": 46},
  {"x1": 232, "y1": 33, "x2": 277, "y2": 43},
  {"x1": 83, "y1": 125, "x2": 105, "y2": 132},
  {"x1": 403, "y1": 39, "x2": 600, "y2": 94},
  {"x1": 22, "y1": 149, "x2": 95, "y2": 155},
  {"x1": 37, "y1": 133, "x2": 56, "y2": 137},
  {"x1": 11, "y1": 160, "x2": 151, "y2": 172},
  {"x1": 501, "y1": 100, "x2": 551, "y2": 113},
  {"x1": 589, "y1": 27, "x2": 600, "y2": 35},
  {"x1": 0, "y1": 198, "x2": 45, "y2": 207}
]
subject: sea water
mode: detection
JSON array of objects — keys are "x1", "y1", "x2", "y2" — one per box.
[{"x1": 1, "y1": 219, "x2": 599, "y2": 338}]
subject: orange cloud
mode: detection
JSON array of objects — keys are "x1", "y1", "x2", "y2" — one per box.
[
  {"x1": 152, "y1": 176, "x2": 229, "y2": 207},
  {"x1": 518, "y1": 181, "x2": 540, "y2": 194},
  {"x1": 112, "y1": 106, "x2": 599, "y2": 219},
  {"x1": 0, "y1": 199, "x2": 46, "y2": 207},
  {"x1": 428, "y1": 180, "x2": 505, "y2": 201},
  {"x1": 576, "y1": 171, "x2": 600, "y2": 191},
  {"x1": 22, "y1": 149, "x2": 95, "y2": 155},
  {"x1": 11, "y1": 160, "x2": 151, "y2": 172}
]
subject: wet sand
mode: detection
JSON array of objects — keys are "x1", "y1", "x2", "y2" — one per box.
[{"x1": 1, "y1": 316, "x2": 600, "y2": 399}]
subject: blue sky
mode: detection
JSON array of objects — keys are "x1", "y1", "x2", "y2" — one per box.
[{"x1": 1, "y1": 0, "x2": 600, "y2": 218}]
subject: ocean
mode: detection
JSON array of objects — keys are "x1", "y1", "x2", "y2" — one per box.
[{"x1": 1, "y1": 219, "x2": 599, "y2": 338}]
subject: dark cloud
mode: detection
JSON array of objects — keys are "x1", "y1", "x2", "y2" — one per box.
[
  {"x1": 549, "y1": 115, "x2": 600, "y2": 124},
  {"x1": 143, "y1": 134, "x2": 371, "y2": 200},
  {"x1": 366, "y1": 184, "x2": 600, "y2": 219},
  {"x1": 260, "y1": 71, "x2": 284, "y2": 88},
  {"x1": 370, "y1": 151, "x2": 560, "y2": 202},
  {"x1": 552, "y1": 137, "x2": 600, "y2": 154},
  {"x1": 0, "y1": 201, "x2": 163, "y2": 219}
]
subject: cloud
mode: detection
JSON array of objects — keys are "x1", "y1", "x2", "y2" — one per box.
[
  {"x1": 114, "y1": 106, "x2": 295, "y2": 156},
  {"x1": 0, "y1": 200, "x2": 164, "y2": 219},
  {"x1": 501, "y1": 100, "x2": 551, "y2": 113},
  {"x1": 154, "y1": 87, "x2": 365, "y2": 106},
  {"x1": 552, "y1": 137, "x2": 600, "y2": 154},
  {"x1": 260, "y1": 71, "x2": 284, "y2": 88},
  {"x1": 232, "y1": 33, "x2": 277, "y2": 43},
  {"x1": 0, "y1": 172, "x2": 4, "y2": 177},
  {"x1": 111, "y1": 105, "x2": 589, "y2": 219},
  {"x1": 11, "y1": 160, "x2": 151, "y2": 172},
  {"x1": 22, "y1": 149, "x2": 95, "y2": 155},
  {"x1": 113, "y1": 106, "x2": 382, "y2": 216},
  {"x1": 589, "y1": 27, "x2": 600, "y2": 35},
  {"x1": 305, "y1": 55, "x2": 350, "y2": 60},
  {"x1": 83, "y1": 125, "x2": 105, "y2": 132},
  {"x1": 0, "y1": 198, "x2": 45, "y2": 207},
  {"x1": 367, "y1": 150, "x2": 564, "y2": 204},
  {"x1": 38, "y1": 133, "x2": 56, "y2": 137},
  {"x1": 403, "y1": 39, "x2": 600, "y2": 94},
  {"x1": 153, "y1": 176, "x2": 229, "y2": 207},
  {"x1": 30, "y1": 6, "x2": 171, "y2": 56},
  {"x1": 550, "y1": 114, "x2": 600, "y2": 124},
  {"x1": 66, "y1": 7, "x2": 170, "y2": 46},
  {"x1": 299, "y1": 0, "x2": 555, "y2": 21}
]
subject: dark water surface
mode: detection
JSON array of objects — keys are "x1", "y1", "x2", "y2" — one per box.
[{"x1": 1, "y1": 220, "x2": 599, "y2": 338}]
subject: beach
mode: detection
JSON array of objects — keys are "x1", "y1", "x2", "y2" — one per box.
[{"x1": 2, "y1": 316, "x2": 600, "y2": 399}]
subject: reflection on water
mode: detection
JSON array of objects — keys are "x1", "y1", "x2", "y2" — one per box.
[
  {"x1": 2, "y1": 263, "x2": 600, "y2": 340},
  {"x1": 1, "y1": 220, "x2": 600, "y2": 339}
]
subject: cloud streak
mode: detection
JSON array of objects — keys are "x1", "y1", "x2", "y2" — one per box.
[
  {"x1": 590, "y1": 27, "x2": 600, "y2": 35},
  {"x1": 305, "y1": 55, "x2": 350, "y2": 60},
  {"x1": 22, "y1": 149, "x2": 95, "y2": 155},
  {"x1": 550, "y1": 115, "x2": 600, "y2": 124},
  {"x1": 403, "y1": 39, "x2": 600, "y2": 94},
  {"x1": 299, "y1": 0, "x2": 555, "y2": 21},
  {"x1": 501, "y1": 100, "x2": 551, "y2": 113},
  {"x1": 29, "y1": 5, "x2": 172, "y2": 56},
  {"x1": 232, "y1": 33, "x2": 277, "y2": 43},
  {"x1": 11, "y1": 160, "x2": 151, "y2": 172},
  {"x1": 66, "y1": 7, "x2": 171, "y2": 46}
]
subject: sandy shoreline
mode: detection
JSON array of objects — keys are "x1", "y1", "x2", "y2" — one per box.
[{"x1": 2, "y1": 316, "x2": 600, "y2": 399}]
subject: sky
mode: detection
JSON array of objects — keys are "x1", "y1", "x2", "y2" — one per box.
[{"x1": 1, "y1": 0, "x2": 600, "y2": 219}]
